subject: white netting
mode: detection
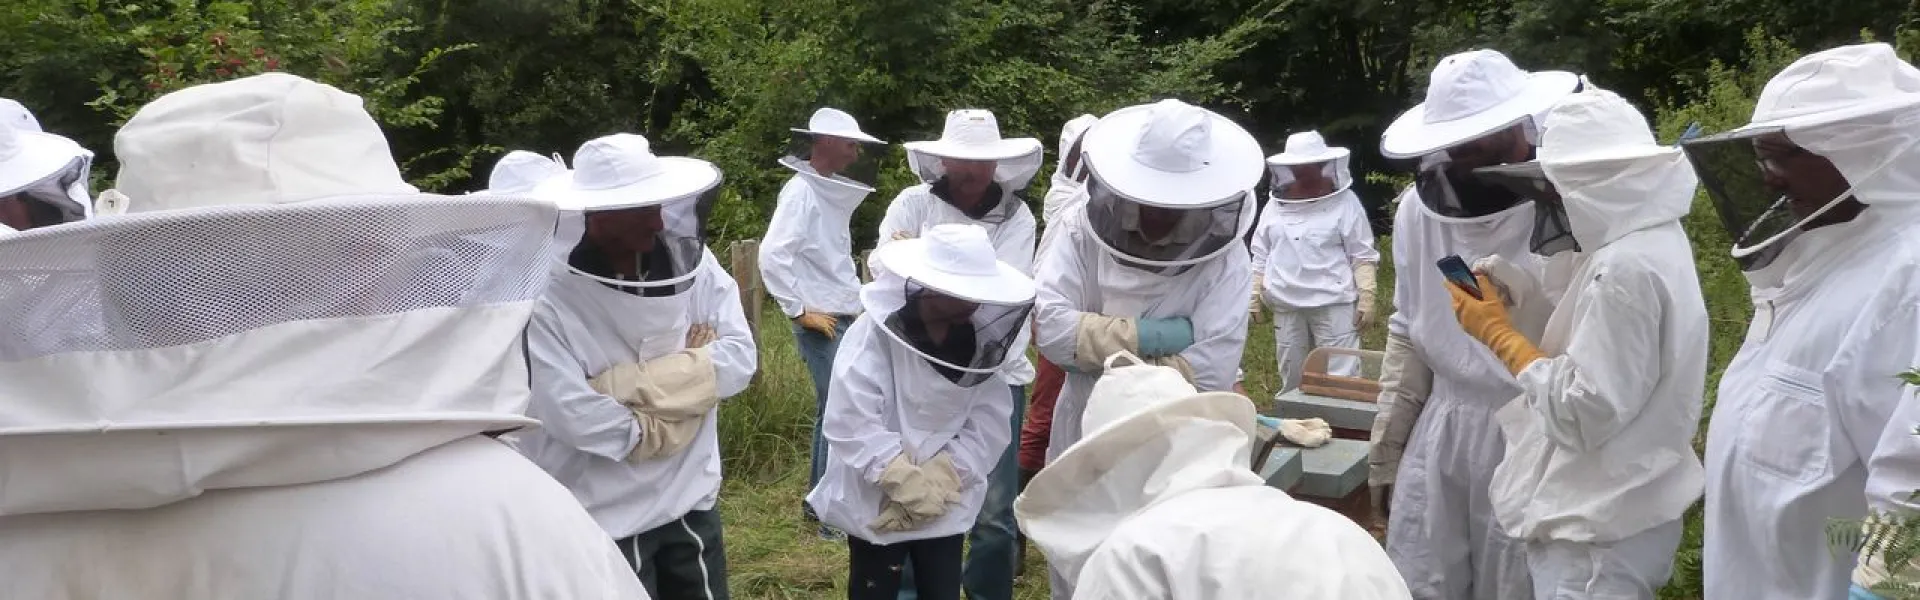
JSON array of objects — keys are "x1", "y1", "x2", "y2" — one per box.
[{"x1": 0, "y1": 194, "x2": 560, "y2": 361}]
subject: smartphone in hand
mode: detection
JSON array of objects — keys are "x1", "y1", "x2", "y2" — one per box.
[{"x1": 1437, "y1": 255, "x2": 1482, "y2": 300}]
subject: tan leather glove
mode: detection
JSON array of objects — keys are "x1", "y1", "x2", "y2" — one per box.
[
  {"x1": 1250, "y1": 273, "x2": 1266, "y2": 321},
  {"x1": 870, "y1": 499, "x2": 926, "y2": 533},
  {"x1": 891, "y1": 229, "x2": 917, "y2": 241},
  {"x1": 1280, "y1": 418, "x2": 1333, "y2": 448},
  {"x1": 876, "y1": 453, "x2": 949, "y2": 520},
  {"x1": 589, "y1": 347, "x2": 720, "y2": 462},
  {"x1": 922, "y1": 452, "x2": 964, "y2": 506},
  {"x1": 794, "y1": 312, "x2": 839, "y2": 340},
  {"x1": 685, "y1": 323, "x2": 717, "y2": 349},
  {"x1": 1369, "y1": 332, "x2": 1431, "y2": 520},
  {"x1": 1353, "y1": 261, "x2": 1378, "y2": 328}
]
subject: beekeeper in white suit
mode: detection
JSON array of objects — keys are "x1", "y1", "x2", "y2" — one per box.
[
  {"x1": 1447, "y1": 85, "x2": 1707, "y2": 598},
  {"x1": 1648, "y1": 43, "x2": 1920, "y2": 599},
  {"x1": 516, "y1": 133, "x2": 756, "y2": 600},
  {"x1": 1250, "y1": 130, "x2": 1380, "y2": 391},
  {"x1": 806, "y1": 223, "x2": 1034, "y2": 600},
  {"x1": 878, "y1": 108, "x2": 1041, "y2": 600},
  {"x1": 0, "y1": 110, "x2": 93, "y2": 234},
  {"x1": 759, "y1": 108, "x2": 887, "y2": 534},
  {"x1": 1368, "y1": 48, "x2": 1579, "y2": 599},
  {"x1": 1031, "y1": 98, "x2": 1260, "y2": 598},
  {"x1": 0, "y1": 73, "x2": 648, "y2": 599},
  {"x1": 1018, "y1": 353, "x2": 1410, "y2": 599}
]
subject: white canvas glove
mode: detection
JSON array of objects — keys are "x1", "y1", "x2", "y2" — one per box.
[
  {"x1": 1280, "y1": 418, "x2": 1333, "y2": 448},
  {"x1": 869, "y1": 500, "x2": 928, "y2": 533},
  {"x1": 589, "y1": 347, "x2": 720, "y2": 462},
  {"x1": 891, "y1": 229, "x2": 916, "y2": 241},
  {"x1": 685, "y1": 323, "x2": 716, "y2": 348}
]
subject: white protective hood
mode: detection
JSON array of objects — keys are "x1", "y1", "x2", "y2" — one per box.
[
  {"x1": 1015, "y1": 355, "x2": 1262, "y2": 583},
  {"x1": 0, "y1": 73, "x2": 561, "y2": 517},
  {"x1": 1042, "y1": 114, "x2": 1099, "y2": 225},
  {"x1": 1539, "y1": 86, "x2": 1696, "y2": 251}
]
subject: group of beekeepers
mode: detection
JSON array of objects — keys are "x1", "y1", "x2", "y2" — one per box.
[{"x1": 0, "y1": 38, "x2": 1918, "y2": 600}]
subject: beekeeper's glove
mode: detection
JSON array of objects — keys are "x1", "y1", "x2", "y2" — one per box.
[
  {"x1": 923, "y1": 452, "x2": 964, "y2": 506},
  {"x1": 1447, "y1": 273, "x2": 1545, "y2": 376},
  {"x1": 1473, "y1": 254, "x2": 1555, "y2": 340},
  {"x1": 685, "y1": 323, "x2": 717, "y2": 348},
  {"x1": 1135, "y1": 316, "x2": 1195, "y2": 358},
  {"x1": 870, "y1": 500, "x2": 926, "y2": 533},
  {"x1": 876, "y1": 453, "x2": 949, "y2": 519}
]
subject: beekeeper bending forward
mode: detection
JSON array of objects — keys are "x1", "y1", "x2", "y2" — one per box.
[
  {"x1": 516, "y1": 133, "x2": 757, "y2": 600},
  {"x1": 1030, "y1": 98, "x2": 1261, "y2": 598},
  {"x1": 807, "y1": 223, "x2": 1035, "y2": 600},
  {"x1": 0, "y1": 73, "x2": 648, "y2": 598},
  {"x1": 1450, "y1": 85, "x2": 1708, "y2": 598},
  {"x1": 1018, "y1": 353, "x2": 1411, "y2": 599}
]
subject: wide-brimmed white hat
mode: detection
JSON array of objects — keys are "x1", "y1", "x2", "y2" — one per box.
[
  {"x1": 904, "y1": 109, "x2": 1043, "y2": 162},
  {"x1": 481, "y1": 150, "x2": 567, "y2": 195},
  {"x1": 1266, "y1": 130, "x2": 1351, "y2": 167},
  {"x1": 1078, "y1": 352, "x2": 1255, "y2": 445},
  {"x1": 1380, "y1": 49, "x2": 1579, "y2": 159},
  {"x1": 0, "y1": 98, "x2": 42, "y2": 133},
  {"x1": 1743, "y1": 42, "x2": 1920, "y2": 132},
  {"x1": 791, "y1": 107, "x2": 885, "y2": 145},
  {"x1": 0, "y1": 121, "x2": 90, "y2": 200},
  {"x1": 1080, "y1": 99, "x2": 1265, "y2": 206},
  {"x1": 868, "y1": 222, "x2": 1035, "y2": 307},
  {"x1": 534, "y1": 133, "x2": 722, "y2": 213}
]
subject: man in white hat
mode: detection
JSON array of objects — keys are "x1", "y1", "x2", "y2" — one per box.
[
  {"x1": 1017, "y1": 113, "x2": 1099, "y2": 571},
  {"x1": 1366, "y1": 48, "x2": 1580, "y2": 599},
  {"x1": 0, "y1": 111, "x2": 93, "y2": 234},
  {"x1": 759, "y1": 107, "x2": 887, "y2": 536},
  {"x1": 516, "y1": 133, "x2": 758, "y2": 600},
  {"x1": 805, "y1": 223, "x2": 1036, "y2": 600},
  {"x1": 878, "y1": 108, "x2": 1042, "y2": 599},
  {"x1": 0, "y1": 73, "x2": 648, "y2": 599},
  {"x1": 1445, "y1": 85, "x2": 1708, "y2": 599},
  {"x1": 1030, "y1": 98, "x2": 1262, "y2": 597},
  {"x1": 480, "y1": 149, "x2": 567, "y2": 195},
  {"x1": 1251, "y1": 130, "x2": 1380, "y2": 392},
  {"x1": 1017, "y1": 352, "x2": 1411, "y2": 599},
  {"x1": 1654, "y1": 43, "x2": 1920, "y2": 600}
]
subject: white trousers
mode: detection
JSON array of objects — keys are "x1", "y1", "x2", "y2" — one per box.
[
  {"x1": 1527, "y1": 519, "x2": 1685, "y2": 600},
  {"x1": 1272, "y1": 303, "x2": 1360, "y2": 393}
]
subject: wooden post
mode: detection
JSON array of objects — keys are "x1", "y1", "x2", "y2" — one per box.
[{"x1": 728, "y1": 240, "x2": 764, "y2": 384}]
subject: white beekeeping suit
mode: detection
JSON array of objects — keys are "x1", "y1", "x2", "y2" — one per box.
[
  {"x1": 1368, "y1": 48, "x2": 1579, "y2": 600},
  {"x1": 515, "y1": 133, "x2": 756, "y2": 599},
  {"x1": 880, "y1": 108, "x2": 1043, "y2": 387},
  {"x1": 1031, "y1": 98, "x2": 1261, "y2": 599},
  {"x1": 0, "y1": 111, "x2": 93, "y2": 234},
  {"x1": 1250, "y1": 130, "x2": 1379, "y2": 391},
  {"x1": 1018, "y1": 353, "x2": 1410, "y2": 599},
  {"x1": 0, "y1": 73, "x2": 648, "y2": 599},
  {"x1": 1452, "y1": 85, "x2": 1707, "y2": 599},
  {"x1": 760, "y1": 108, "x2": 886, "y2": 324},
  {"x1": 1668, "y1": 43, "x2": 1920, "y2": 600}
]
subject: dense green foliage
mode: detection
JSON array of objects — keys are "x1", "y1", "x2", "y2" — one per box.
[{"x1": 6, "y1": 2, "x2": 1920, "y2": 598}]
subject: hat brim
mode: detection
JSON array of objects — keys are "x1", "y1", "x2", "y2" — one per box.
[
  {"x1": 0, "y1": 131, "x2": 90, "y2": 196},
  {"x1": 1265, "y1": 146, "x2": 1351, "y2": 167},
  {"x1": 903, "y1": 138, "x2": 1044, "y2": 163},
  {"x1": 1380, "y1": 70, "x2": 1581, "y2": 159},
  {"x1": 1081, "y1": 106, "x2": 1265, "y2": 206},
  {"x1": 791, "y1": 127, "x2": 886, "y2": 145},
  {"x1": 1739, "y1": 92, "x2": 1920, "y2": 134},
  {"x1": 777, "y1": 155, "x2": 876, "y2": 193},
  {"x1": 872, "y1": 237, "x2": 1036, "y2": 306},
  {"x1": 1027, "y1": 391, "x2": 1256, "y2": 506},
  {"x1": 1541, "y1": 143, "x2": 1682, "y2": 168},
  {"x1": 532, "y1": 157, "x2": 721, "y2": 212}
]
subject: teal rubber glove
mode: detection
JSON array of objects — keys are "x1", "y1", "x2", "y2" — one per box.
[
  {"x1": 1851, "y1": 584, "x2": 1887, "y2": 600},
  {"x1": 1135, "y1": 317, "x2": 1195, "y2": 358}
]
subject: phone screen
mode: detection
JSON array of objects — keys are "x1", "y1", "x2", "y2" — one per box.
[{"x1": 1437, "y1": 255, "x2": 1482, "y2": 300}]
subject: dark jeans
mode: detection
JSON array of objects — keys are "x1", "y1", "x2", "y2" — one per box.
[
  {"x1": 899, "y1": 384, "x2": 1026, "y2": 600},
  {"x1": 797, "y1": 315, "x2": 855, "y2": 517},
  {"x1": 849, "y1": 534, "x2": 964, "y2": 600},
  {"x1": 614, "y1": 509, "x2": 730, "y2": 600}
]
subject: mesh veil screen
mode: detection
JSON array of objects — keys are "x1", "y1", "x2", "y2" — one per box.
[{"x1": 0, "y1": 195, "x2": 559, "y2": 361}]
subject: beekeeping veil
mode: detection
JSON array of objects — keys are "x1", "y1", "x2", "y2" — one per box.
[
  {"x1": 534, "y1": 133, "x2": 722, "y2": 294},
  {"x1": 1265, "y1": 130, "x2": 1354, "y2": 204},
  {"x1": 0, "y1": 117, "x2": 93, "y2": 233},
  {"x1": 1680, "y1": 43, "x2": 1920, "y2": 271},
  {"x1": 904, "y1": 109, "x2": 1045, "y2": 225},
  {"x1": 0, "y1": 73, "x2": 566, "y2": 517},
  {"x1": 1381, "y1": 49, "x2": 1579, "y2": 219},
  {"x1": 861, "y1": 223, "x2": 1036, "y2": 389},
  {"x1": 1078, "y1": 99, "x2": 1264, "y2": 275},
  {"x1": 781, "y1": 107, "x2": 886, "y2": 195}
]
